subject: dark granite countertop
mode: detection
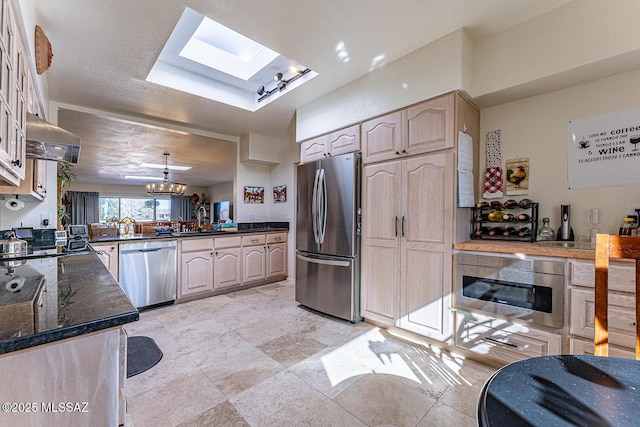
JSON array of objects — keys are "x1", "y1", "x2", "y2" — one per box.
[
  {"x1": 0, "y1": 253, "x2": 138, "y2": 355},
  {"x1": 90, "y1": 221, "x2": 289, "y2": 244}
]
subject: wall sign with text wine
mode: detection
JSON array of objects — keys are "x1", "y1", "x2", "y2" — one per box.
[{"x1": 471, "y1": 199, "x2": 539, "y2": 242}]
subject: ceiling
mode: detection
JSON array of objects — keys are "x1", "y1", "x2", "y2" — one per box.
[{"x1": 31, "y1": 0, "x2": 571, "y2": 187}]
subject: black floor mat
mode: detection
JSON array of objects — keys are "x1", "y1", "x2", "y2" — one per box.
[{"x1": 127, "y1": 336, "x2": 163, "y2": 378}]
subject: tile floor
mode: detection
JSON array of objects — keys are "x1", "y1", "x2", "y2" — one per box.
[{"x1": 123, "y1": 280, "x2": 499, "y2": 426}]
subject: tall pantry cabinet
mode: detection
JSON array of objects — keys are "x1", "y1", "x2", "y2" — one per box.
[{"x1": 360, "y1": 92, "x2": 479, "y2": 343}]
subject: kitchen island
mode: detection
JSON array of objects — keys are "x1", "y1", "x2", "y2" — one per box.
[{"x1": 0, "y1": 252, "x2": 138, "y2": 426}]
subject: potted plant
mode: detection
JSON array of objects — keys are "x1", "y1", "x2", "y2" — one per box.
[{"x1": 57, "y1": 162, "x2": 77, "y2": 229}]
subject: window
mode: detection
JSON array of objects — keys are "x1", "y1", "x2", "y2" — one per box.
[{"x1": 99, "y1": 197, "x2": 171, "y2": 222}]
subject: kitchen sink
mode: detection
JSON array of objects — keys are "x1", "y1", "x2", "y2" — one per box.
[{"x1": 536, "y1": 241, "x2": 595, "y2": 250}]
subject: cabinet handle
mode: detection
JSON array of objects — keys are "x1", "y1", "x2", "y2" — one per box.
[
  {"x1": 401, "y1": 149, "x2": 407, "y2": 154},
  {"x1": 251, "y1": 239, "x2": 259, "y2": 243},
  {"x1": 395, "y1": 216, "x2": 398, "y2": 237},
  {"x1": 484, "y1": 337, "x2": 518, "y2": 348},
  {"x1": 11, "y1": 159, "x2": 21, "y2": 167},
  {"x1": 402, "y1": 216, "x2": 405, "y2": 237},
  {"x1": 395, "y1": 151, "x2": 400, "y2": 156}
]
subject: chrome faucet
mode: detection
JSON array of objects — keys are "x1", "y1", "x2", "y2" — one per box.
[{"x1": 197, "y1": 205, "x2": 207, "y2": 230}]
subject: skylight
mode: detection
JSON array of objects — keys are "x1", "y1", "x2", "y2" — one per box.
[{"x1": 146, "y1": 8, "x2": 317, "y2": 111}]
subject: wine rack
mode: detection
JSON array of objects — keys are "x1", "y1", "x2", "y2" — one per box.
[{"x1": 471, "y1": 201, "x2": 539, "y2": 242}]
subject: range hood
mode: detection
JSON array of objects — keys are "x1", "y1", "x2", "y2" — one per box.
[{"x1": 26, "y1": 113, "x2": 80, "y2": 163}]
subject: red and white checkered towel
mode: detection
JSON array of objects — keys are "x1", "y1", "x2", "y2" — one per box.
[{"x1": 483, "y1": 130, "x2": 503, "y2": 198}]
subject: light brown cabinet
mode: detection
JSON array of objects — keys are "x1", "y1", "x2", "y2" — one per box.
[
  {"x1": 568, "y1": 259, "x2": 638, "y2": 358},
  {"x1": 361, "y1": 151, "x2": 454, "y2": 341},
  {"x1": 266, "y1": 233, "x2": 287, "y2": 279},
  {"x1": 455, "y1": 311, "x2": 562, "y2": 364},
  {"x1": 242, "y1": 235, "x2": 266, "y2": 283},
  {"x1": 214, "y1": 236, "x2": 242, "y2": 289},
  {"x1": 92, "y1": 243, "x2": 118, "y2": 278},
  {"x1": 361, "y1": 93, "x2": 454, "y2": 165},
  {"x1": 179, "y1": 238, "x2": 214, "y2": 298},
  {"x1": 361, "y1": 91, "x2": 478, "y2": 343},
  {"x1": 300, "y1": 124, "x2": 360, "y2": 163},
  {"x1": 0, "y1": 158, "x2": 47, "y2": 200}
]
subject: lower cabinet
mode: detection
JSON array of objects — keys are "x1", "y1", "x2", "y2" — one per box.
[
  {"x1": 266, "y1": 232, "x2": 287, "y2": 278},
  {"x1": 179, "y1": 238, "x2": 214, "y2": 298},
  {"x1": 214, "y1": 236, "x2": 242, "y2": 289},
  {"x1": 568, "y1": 259, "x2": 638, "y2": 358},
  {"x1": 242, "y1": 234, "x2": 266, "y2": 283},
  {"x1": 176, "y1": 232, "x2": 288, "y2": 302},
  {"x1": 92, "y1": 243, "x2": 118, "y2": 278},
  {"x1": 455, "y1": 311, "x2": 562, "y2": 364}
]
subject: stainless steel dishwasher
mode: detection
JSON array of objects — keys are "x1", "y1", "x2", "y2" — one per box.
[{"x1": 119, "y1": 240, "x2": 177, "y2": 308}]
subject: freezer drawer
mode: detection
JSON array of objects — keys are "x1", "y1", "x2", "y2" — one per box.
[{"x1": 295, "y1": 251, "x2": 359, "y2": 322}]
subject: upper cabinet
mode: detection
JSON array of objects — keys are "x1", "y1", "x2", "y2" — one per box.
[
  {"x1": 0, "y1": 0, "x2": 29, "y2": 185},
  {"x1": 300, "y1": 124, "x2": 360, "y2": 163},
  {"x1": 362, "y1": 93, "x2": 456, "y2": 164}
]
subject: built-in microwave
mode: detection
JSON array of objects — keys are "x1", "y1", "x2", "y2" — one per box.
[{"x1": 455, "y1": 253, "x2": 565, "y2": 329}]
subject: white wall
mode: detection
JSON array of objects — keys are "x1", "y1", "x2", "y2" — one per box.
[
  {"x1": 480, "y1": 69, "x2": 640, "y2": 239},
  {"x1": 295, "y1": 28, "x2": 472, "y2": 141},
  {"x1": 0, "y1": 161, "x2": 57, "y2": 230}
]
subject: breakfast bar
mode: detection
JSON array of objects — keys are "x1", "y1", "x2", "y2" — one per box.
[{"x1": 0, "y1": 252, "x2": 138, "y2": 426}]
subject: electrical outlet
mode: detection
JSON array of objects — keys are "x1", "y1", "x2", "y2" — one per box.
[
  {"x1": 41, "y1": 213, "x2": 51, "y2": 226},
  {"x1": 248, "y1": 213, "x2": 257, "y2": 221}
]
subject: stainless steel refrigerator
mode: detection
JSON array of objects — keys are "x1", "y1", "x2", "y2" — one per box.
[{"x1": 296, "y1": 152, "x2": 361, "y2": 322}]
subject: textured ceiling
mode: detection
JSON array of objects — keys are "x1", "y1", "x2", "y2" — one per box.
[{"x1": 31, "y1": 0, "x2": 571, "y2": 186}]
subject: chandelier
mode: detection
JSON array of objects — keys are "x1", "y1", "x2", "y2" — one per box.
[{"x1": 146, "y1": 153, "x2": 187, "y2": 196}]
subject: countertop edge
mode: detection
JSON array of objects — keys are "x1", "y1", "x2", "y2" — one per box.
[
  {"x1": 0, "y1": 311, "x2": 139, "y2": 355},
  {"x1": 89, "y1": 227, "x2": 290, "y2": 244},
  {"x1": 453, "y1": 240, "x2": 595, "y2": 259}
]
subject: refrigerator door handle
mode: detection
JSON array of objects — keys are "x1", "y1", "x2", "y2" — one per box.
[
  {"x1": 312, "y1": 168, "x2": 320, "y2": 244},
  {"x1": 395, "y1": 216, "x2": 398, "y2": 237},
  {"x1": 296, "y1": 253, "x2": 351, "y2": 267},
  {"x1": 319, "y1": 168, "x2": 327, "y2": 244},
  {"x1": 402, "y1": 215, "x2": 406, "y2": 237}
]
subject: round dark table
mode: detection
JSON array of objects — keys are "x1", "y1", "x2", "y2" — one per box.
[{"x1": 477, "y1": 355, "x2": 640, "y2": 427}]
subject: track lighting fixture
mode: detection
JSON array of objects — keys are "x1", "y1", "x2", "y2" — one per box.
[{"x1": 256, "y1": 66, "x2": 312, "y2": 102}]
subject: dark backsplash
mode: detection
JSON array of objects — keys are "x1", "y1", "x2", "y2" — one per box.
[{"x1": 237, "y1": 222, "x2": 289, "y2": 231}]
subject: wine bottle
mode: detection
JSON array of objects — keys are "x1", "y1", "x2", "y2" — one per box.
[
  {"x1": 518, "y1": 198, "x2": 533, "y2": 208},
  {"x1": 475, "y1": 226, "x2": 491, "y2": 236},
  {"x1": 503, "y1": 199, "x2": 518, "y2": 208},
  {"x1": 518, "y1": 227, "x2": 532, "y2": 237},
  {"x1": 476, "y1": 201, "x2": 490, "y2": 208},
  {"x1": 517, "y1": 213, "x2": 531, "y2": 221},
  {"x1": 475, "y1": 213, "x2": 490, "y2": 222},
  {"x1": 489, "y1": 227, "x2": 505, "y2": 236},
  {"x1": 503, "y1": 227, "x2": 518, "y2": 236},
  {"x1": 490, "y1": 201, "x2": 503, "y2": 209},
  {"x1": 488, "y1": 210, "x2": 504, "y2": 221},
  {"x1": 501, "y1": 213, "x2": 515, "y2": 221}
]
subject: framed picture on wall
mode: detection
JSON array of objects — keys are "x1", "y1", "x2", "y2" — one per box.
[
  {"x1": 505, "y1": 157, "x2": 529, "y2": 195},
  {"x1": 244, "y1": 186, "x2": 264, "y2": 204},
  {"x1": 273, "y1": 185, "x2": 286, "y2": 203}
]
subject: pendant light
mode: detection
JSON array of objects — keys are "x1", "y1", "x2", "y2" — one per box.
[{"x1": 146, "y1": 153, "x2": 187, "y2": 196}]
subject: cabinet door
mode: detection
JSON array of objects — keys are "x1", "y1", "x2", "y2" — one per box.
[
  {"x1": 214, "y1": 247, "x2": 242, "y2": 289},
  {"x1": 569, "y1": 288, "x2": 637, "y2": 349},
  {"x1": 300, "y1": 135, "x2": 327, "y2": 163},
  {"x1": 266, "y1": 242, "x2": 287, "y2": 278},
  {"x1": 180, "y1": 251, "x2": 214, "y2": 296},
  {"x1": 361, "y1": 111, "x2": 404, "y2": 164},
  {"x1": 327, "y1": 124, "x2": 360, "y2": 157},
  {"x1": 93, "y1": 243, "x2": 118, "y2": 278},
  {"x1": 398, "y1": 152, "x2": 454, "y2": 341},
  {"x1": 242, "y1": 245, "x2": 266, "y2": 283},
  {"x1": 406, "y1": 94, "x2": 454, "y2": 155},
  {"x1": 361, "y1": 160, "x2": 402, "y2": 323}
]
